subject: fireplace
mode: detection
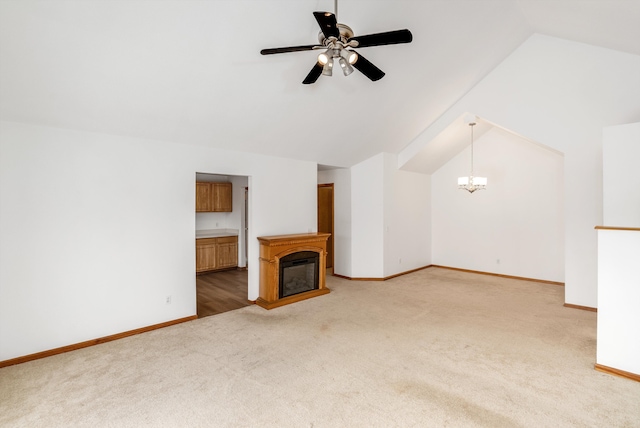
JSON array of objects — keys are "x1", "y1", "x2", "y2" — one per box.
[
  {"x1": 257, "y1": 233, "x2": 330, "y2": 309},
  {"x1": 279, "y1": 251, "x2": 319, "y2": 298}
]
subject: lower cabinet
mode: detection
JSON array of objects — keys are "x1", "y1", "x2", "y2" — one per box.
[
  {"x1": 217, "y1": 236, "x2": 238, "y2": 269},
  {"x1": 196, "y1": 236, "x2": 238, "y2": 273},
  {"x1": 196, "y1": 238, "x2": 218, "y2": 273}
]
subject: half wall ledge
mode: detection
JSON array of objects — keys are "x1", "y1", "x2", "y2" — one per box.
[{"x1": 595, "y1": 226, "x2": 640, "y2": 381}]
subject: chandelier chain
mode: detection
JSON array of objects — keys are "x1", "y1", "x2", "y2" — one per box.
[{"x1": 470, "y1": 123, "x2": 474, "y2": 178}]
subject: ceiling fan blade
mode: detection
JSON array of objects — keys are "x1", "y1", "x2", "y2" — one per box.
[
  {"x1": 302, "y1": 63, "x2": 323, "y2": 85},
  {"x1": 313, "y1": 11, "x2": 339, "y2": 39},
  {"x1": 349, "y1": 29, "x2": 413, "y2": 48},
  {"x1": 352, "y1": 53, "x2": 385, "y2": 81},
  {"x1": 260, "y1": 44, "x2": 321, "y2": 55}
]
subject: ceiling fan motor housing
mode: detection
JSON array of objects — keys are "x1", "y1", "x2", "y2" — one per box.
[{"x1": 318, "y1": 23, "x2": 355, "y2": 45}]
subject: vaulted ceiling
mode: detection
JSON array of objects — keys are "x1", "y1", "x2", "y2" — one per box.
[{"x1": 1, "y1": 0, "x2": 639, "y2": 169}]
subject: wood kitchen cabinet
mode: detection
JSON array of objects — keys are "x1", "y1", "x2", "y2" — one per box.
[
  {"x1": 212, "y1": 183, "x2": 232, "y2": 212},
  {"x1": 195, "y1": 182, "x2": 232, "y2": 212},
  {"x1": 195, "y1": 238, "x2": 217, "y2": 273},
  {"x1": 216, "y1": 236, "x2": 238, "y2": 269},
  {"x1": 196, "y1": 182, "x2": 212, "y2": 212},
  {"x1": 196, "y1": 236, "x2": 238, "y2": 273}
]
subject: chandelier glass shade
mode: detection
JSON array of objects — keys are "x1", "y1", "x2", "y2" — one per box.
[{"x1": 458, "y1": 121, "x2": 487, "y2": 193}]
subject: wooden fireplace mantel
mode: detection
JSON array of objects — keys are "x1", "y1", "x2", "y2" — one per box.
[{"x1": 257, "y1": 233, "x2": 330, "y2": 309}]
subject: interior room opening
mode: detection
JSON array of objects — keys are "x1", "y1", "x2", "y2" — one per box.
[{"x1": 195, "y1": 172, "x2": 250, "y2": 317}]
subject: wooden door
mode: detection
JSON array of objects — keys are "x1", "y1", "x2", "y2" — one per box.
[{"x1": 317, "y1": 184, "x2": 334, "y2": 269}]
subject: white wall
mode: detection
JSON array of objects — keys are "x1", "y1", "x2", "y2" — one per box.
[
  {"x1": 400, "y1": 34, "x2": 640, "y2": 307},
  {"x1": 318, "y1": 168, "x2": 352, "y2": 277},
  {"x1": 431, "y1": 128, "x2": 564, "y2": 282},
  {"x1": 349, "y1": 153, "x2": 431, "y2": 279},
  {"x1": 195, "y1": 212, "x2": 232, "y2": 230},
  {"x1": 603, "y1": 122, "x2": 640, "y2": 227},
  {"x1": 597, "y1": 121, "x2": 640, "y2": 376},
  {"x1": 596, "y1": 229, "x2": 640, "y2": 375},
  {"x1": 351, "y1": 154, "x2": 385, "y2": 278},
  {"x1": 0, "y1": 121, "x2": 317, "y2": 361},
  {"x1": 383, "y1": 153, "x2": 431, "y2": 277}
]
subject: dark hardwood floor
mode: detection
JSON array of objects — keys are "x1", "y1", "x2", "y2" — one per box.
[{"x1": 196, "y1": 269, "x2": 251, "y2": 318}]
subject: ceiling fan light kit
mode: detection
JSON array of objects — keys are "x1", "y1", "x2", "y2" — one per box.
[
  {"x1": 322, "y1": 57, "x2": 333, "y2": 76},
  {"x1": 338, "y1": 56, "x2": 354, "y2": 76},
  {"x1": 260, "y1": 8, "x2": 412, "y2": 84},
  {"x1": 341, "y1": 48, "x2": 358, "y2": 64}
]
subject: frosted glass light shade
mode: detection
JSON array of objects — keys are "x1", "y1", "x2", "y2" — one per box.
[
  {"x1": 338, "y1": 57, "x2": 354, "y2": 76},
  {"x1": 342, "y1": 49, "x2": 358, "y2": 64},
  {"x1": 473, "y1": 176, "x2": 487, "y2": 186},
  {"x1": 318, "y1": 50, "x2": 331, "y2": 65},
  {"x1": 322, "y1": 59, "x2": 333, "y2": 76}
]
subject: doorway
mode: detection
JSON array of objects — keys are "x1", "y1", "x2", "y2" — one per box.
[
  {"x1": 195, "y1": 172, "x2": 250, "y2": 318},
  {"x1": 317, "y1": 184, "x2": 334, "y2": 271}
]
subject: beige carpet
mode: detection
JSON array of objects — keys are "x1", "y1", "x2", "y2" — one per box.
[{"x1": 1, "y1": 267, "x2": 638, "y2": 427}]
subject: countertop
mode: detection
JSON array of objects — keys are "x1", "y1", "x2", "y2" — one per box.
[{"x1": 196, "y1": 229, "x2": 239, "y2": 239}]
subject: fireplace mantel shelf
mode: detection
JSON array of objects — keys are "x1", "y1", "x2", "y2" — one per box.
[
  {"x1": 257, "y1": 233, "x2": 331, "y2": 246},
  {"x1": 257, "y1": 233, "x2": 330, "y2": 309}
]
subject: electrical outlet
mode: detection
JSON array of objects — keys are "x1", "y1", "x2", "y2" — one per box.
[
  {"x1": 497, "y1": 259, "x2": 501, "y2": 264},
  {"x1": 166, "y1": 295, "x2": 172, "y2": 304}
]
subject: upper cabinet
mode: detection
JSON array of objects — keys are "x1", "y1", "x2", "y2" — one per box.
[
  {"x1": 196, "y1": 182, "x2": 232, "y2": 212},
  {"x1": 196, "y1": 182, "x2": 212, "y2": 212},
  {"x1": 212, "y1": 183, "x2": 232, "y2": 212}
]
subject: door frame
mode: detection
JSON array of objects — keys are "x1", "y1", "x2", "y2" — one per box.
[{"x1": 317, "y1": 183, "x2": 335, "y2": 272}]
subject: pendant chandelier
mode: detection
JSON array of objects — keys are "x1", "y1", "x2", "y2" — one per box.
[{"x1": 458, "y1": 120, "x2": 487, "y2": 193}]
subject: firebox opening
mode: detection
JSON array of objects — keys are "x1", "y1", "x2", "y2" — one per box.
[{"x1": 279, "y1": 251, "x2": 320, "y2": 298}]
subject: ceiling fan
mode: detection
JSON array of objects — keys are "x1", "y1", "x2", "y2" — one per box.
[{"x1": 260, "y1": 5, "x2": 413, "y2": 84}]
